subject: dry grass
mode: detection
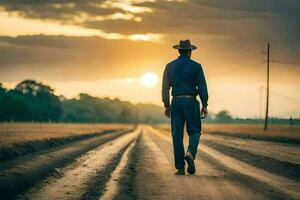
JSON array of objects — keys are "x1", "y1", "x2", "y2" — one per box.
[
  {"x1": 203, "y1": 124, "x2": 300, "y2": 139},
  {"x1": 157, "y1": 123, "x2": 300, "y2": 142},
  {"x1": 0, "y1": 123, "x2": 133, "y2": 148}
]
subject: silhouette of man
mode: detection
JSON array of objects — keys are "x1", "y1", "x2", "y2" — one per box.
[{"x1": 162, "y1": 40, "x2": 208, "y2": 175}]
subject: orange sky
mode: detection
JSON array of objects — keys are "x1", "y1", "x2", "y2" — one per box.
[{"x1": 0, "y1": 0, "x2": 299, "y2": 118}]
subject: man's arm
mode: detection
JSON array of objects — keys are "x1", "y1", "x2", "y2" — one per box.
[
  {"x1": 197, "y1": 65, "x2": 208, "y2": 108},
  {"x1": 162, "y1": 65, "x2": 171, "y2": 117}
]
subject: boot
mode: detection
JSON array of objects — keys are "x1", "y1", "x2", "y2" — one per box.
[{"x1": 185, "y1": 151, "x2": 195, "y2": 174}]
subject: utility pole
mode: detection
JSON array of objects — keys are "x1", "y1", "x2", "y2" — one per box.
[{"x1": 264, "y1": 43, "x2": 270, "y2": 130}]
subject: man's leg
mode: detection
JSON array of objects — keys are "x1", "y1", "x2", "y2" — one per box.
[
  {"x1": 185, "y1": 99, "x2": 201, "y2": 158},
  {"x1": 184, "y1": 99, "x2": 201, "y2": 174},
  {"x1": 187, "y1": 133, "x2": 200, "y2": 158},
  {"x1": 171, "y1": 100, "x2": 186, "y2": 170}
]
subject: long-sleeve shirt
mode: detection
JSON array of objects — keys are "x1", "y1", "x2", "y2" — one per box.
[{"x1": 162, "y1": 54, "x2": 208, "y2": 108}]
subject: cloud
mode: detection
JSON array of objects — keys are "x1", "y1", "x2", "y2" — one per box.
[
  {"x1": 100, "y1": 0, "x2": 155, "y2": 14},
  {"x1": 0, "y1": 0, "x2": 299, "y2": 43},
  {"x1": 0, "y1": 0, "x2": 299, "y2": 82},
  {"x1": 0, "y1": 0, "x2": 299, "y2": 118},
  {"x1": 0, "y1": 35, "x2": 169, "y2": 82},
  {"x1": 190, "y1": 0, "x2": 300, "y2": 18},
  {"x1": 0, "y1": 0, "x2": 112, "y2": 20},
  {"x1": 0, "y1": 11, "x2": 162, "y2": 43},
  {"x1": 0, "y1": 0, "x2": 155, "y2": 22}
]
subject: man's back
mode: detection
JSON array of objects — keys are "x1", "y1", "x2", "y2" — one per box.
[
  {"x1": 162, "y1": 54, "x2": 208, "y2": 109},
  {"x1": 167, "y1": 54, "x2": 203, "y2": 97}
]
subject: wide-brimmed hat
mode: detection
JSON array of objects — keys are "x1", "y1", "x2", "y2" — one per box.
[{"x1": 173, "y1": 39, "x2": 197, "y2": 50}]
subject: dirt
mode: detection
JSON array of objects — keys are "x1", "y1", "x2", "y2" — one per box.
[
  {"x1": 203, "y1": 134, "x2": 300, "y2": 164},
  {"x1": 0, "y1": 129, "x2": 125, "y2": 162},
  {"x1": 0, "y1": 130, "x2": 129, "y2": 199},
  {"x1": 23, "y1": 127, "x2": 141, "y2": 200},
  {"x1": 0, "y1": 125, "x2": 299, "y2": 200},
  {"x1": 206, "y1": 131, "x2": 300, "y2": 144},
  {"x1": 202, "y1": 139, "x2": 300, "y2": 181},
  {"x1": 147, "y1": 127, "x2": 298, "y2": 200}
]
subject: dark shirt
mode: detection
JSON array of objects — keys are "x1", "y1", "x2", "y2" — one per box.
[{"x1": 162, "y1": 54, "x2": 208, "y2": 108}]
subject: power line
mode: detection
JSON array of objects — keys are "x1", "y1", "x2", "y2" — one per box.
[
  {"x1": 209, "y1": 61, "x2": 264, "y2": 82},
  {"x1": 270, "y1": 91, "x2": 300, "y2": 103},
  {"x1": 270, "y1": 59, "x2": 299, "y2": 66},
  {"x1": 260, "y1": 87, "x2": 300, "y2": 103}
]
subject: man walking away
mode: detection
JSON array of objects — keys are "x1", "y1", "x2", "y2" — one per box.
[{"x1": 162, "y1": 40, "x2": 208, "y2": 175}]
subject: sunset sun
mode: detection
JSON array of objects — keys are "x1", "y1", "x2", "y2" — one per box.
[{"x1": 141, "y1": 72, "x2": 158, "y2": 88}]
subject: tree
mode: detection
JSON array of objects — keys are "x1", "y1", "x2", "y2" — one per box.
[
  {"x1": 15, "y1": 80, "x2": 54, "y2": 96},
  {"x1": 216, "y1": 110, "x2": 232, "y2": 122},
  {"x1": 0, "y1": 80, "x2": 167, "y2": 123},
  {"x1": 13, "y1": 80, "x2": 61, "y2": 121},
  {"x1": 0, "y1": 83, "x2": 5, "y2": 97}
]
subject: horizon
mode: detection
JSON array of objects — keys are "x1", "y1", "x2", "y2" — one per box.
[
  {"x1": 1, "y1": 1, "x2": 300, "y2": 118},
  {"x1": 1, "y1": 78, "x2": 299, "y2": 120}
]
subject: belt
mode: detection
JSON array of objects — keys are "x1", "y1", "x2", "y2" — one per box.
[{"x1": 173, "y1": 95, "x2": 195, "y2": 98}]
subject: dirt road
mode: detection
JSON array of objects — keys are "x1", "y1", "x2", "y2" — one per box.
[{"x1": 0, "y1": 125, "x2": 299, "y2": 200}]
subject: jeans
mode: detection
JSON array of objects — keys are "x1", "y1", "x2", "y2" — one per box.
[{"x1": 171, "y1": 97, "x2": 201, "y2": 169}]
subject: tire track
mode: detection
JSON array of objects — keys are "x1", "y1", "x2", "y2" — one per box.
[
  {"x1": 203, "y1": 134, "x2": 300, "y2": 164},
  {"x1": 130, "y1": 128, "x2": 186, "y2": 200},
  {"x1": 147, "y1": 127, "x2": 269, "y2": 200},
  {"x1": 201, "y1": 144, "x2": 300, "y2": 199},
  {"x1": 157, "y1": 128, "x2": 300, "y2": 182},
  {"x1": 149, "y1": 126, "x2": 299, "y2": 200},
  {"x1": 100, "y1": 134, "x2": 141, "y2": 200},
  {"x1": 80, "y1": 140, "x2": 134, "y2": 200},
  {"x1": 156, "y1": 128, "x2": 300, "y2": 164},
  {"x1": 4, "y1": 125, "x2": 299, "y2": 200},
  {"x1": 18, "y1": 127, "x2": 141, "y2": 200},
  {"x1": 0, "y1": 128, "x2": 122, "y2": 162},
  {"x1": 0, "y1": 129, "x2": 130, "y2": 200},
  {"x1": 145, "y1": 126, "x2": 269, "y2": 200},
  {"x1": 202, "y1": 140, "x2": 300, "y2": 181}
]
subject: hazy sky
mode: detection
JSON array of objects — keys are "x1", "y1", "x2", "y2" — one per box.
[{"x1": 0, "y1": 0, "x2": 299, "y2": 118}]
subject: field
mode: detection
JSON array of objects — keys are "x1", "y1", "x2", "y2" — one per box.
[
  {"x1": 0, "y1": 123, "x2": 134, "y2": 163},
  {"x1": 0, "y1": 123, "x2": 299, "y2": 200},
  {"x1": 0, "y1": 123, "x2": 133, "y2": 148},
  {"x1": 159, "y1": 123, "x2": 300, "y2": 143}
]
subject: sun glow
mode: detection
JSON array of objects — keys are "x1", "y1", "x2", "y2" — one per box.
[{"x1": 141, "y1": 72, "x2": 159, "y2": 88}]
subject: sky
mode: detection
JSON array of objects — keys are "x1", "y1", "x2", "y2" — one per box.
[{"x1": 0, "y1": 0, "x2": 299, "y2": 118}]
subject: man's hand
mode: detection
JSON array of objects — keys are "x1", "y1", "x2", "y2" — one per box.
[
  {"x1": 201, "y1": 107, "x2": 208, "y2": 119},
  {"x1": 164, "y1": 107, "x2": 171, "y2": 118}
]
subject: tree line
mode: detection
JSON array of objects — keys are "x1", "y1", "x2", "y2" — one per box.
[
  {"x1": 0, "y1": 80, "x2": 298, "y2": 124},
  {"x1": 0, "y1": 80, "x2": 167, "y2": 123}
]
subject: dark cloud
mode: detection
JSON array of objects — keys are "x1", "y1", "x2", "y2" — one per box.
[
  {"x1": 0, "y1": 0, "x2": 120, "y2": 20},
  {"x1": 190, "y1": 0, "x2": 300, "y2": 18},
  {"x1": 0, "y1": 35, "x2": 169, "y2": 81},
  {"x1": 0, "y1": 0, "x2": 299, "y2": 82},
  {"x1": 0, "y1": 0, "x2": 299, "y2": 39},
  {"x1": 81, "y1": 5, "x2": 267, "y2": 35},
  {"x1": 77, "y1": 1, "x2": 300, "y2": 63}
]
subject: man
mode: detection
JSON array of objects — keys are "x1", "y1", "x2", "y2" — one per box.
[{"x1": 162, "y1": 40, "x2": 208, "y2": 175}]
